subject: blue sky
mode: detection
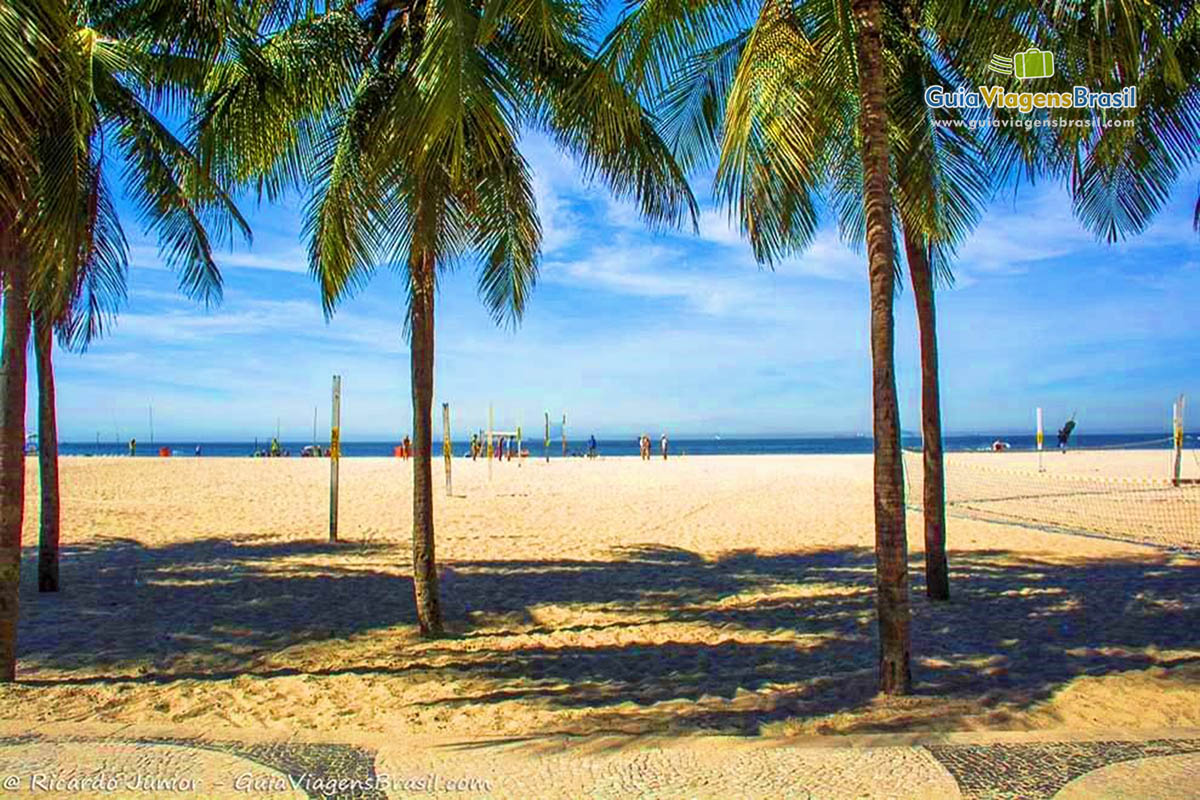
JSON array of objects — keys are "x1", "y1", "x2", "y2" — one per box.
[{"x1": 38, "y1": 132, "x2": 1200, "y2": 442}]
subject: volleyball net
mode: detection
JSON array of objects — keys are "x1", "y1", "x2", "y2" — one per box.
[{"x1": 902, "y1": 446, "x2": 1200, "y2": 551}]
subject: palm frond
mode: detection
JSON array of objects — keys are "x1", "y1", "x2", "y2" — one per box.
[
  {"x1": 716, "y1": 0, "x2": 826, "y2": 264},
  {"x1": 304, "y1": 69, "x2": 406, "y2": 315},
  {"x1": 658, "y1": 29, "x2": 750, "y2": 173},
  {"x1": 96, "y1": 67, "x2": 250, "y2": 303},
  {"x1": 0, "y1": 0, "x2": 64, "y2": 212},
  {"x1": 197, "y1": 7, "x2": 366, "y2": 200},
  {"x1": 59, "y1": 163, "x2": 130, "y2": 351},
  {"x1": 471, "y1": 143, "x2": 541, "y2": 327}
]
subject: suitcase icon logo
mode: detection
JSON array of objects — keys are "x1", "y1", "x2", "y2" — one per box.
[{"x1": 989, "y1": 48, "x2": 1055, "y2": 80}]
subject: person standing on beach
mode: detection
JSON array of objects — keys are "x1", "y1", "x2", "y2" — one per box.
[
  {"x1": 470, "y1": 433, "x2": 479, "y2": 460},
  {"x1": 1058, "y1": 417, "x2": 1076, "y2": 453},
  {"x1": 588, "y1": 435, "x2": 597, "y2": 458},
  {"x1": 660, "y1": 433, "x2": 668, "y2": 460},
  {"x1": 403, "y1": 435, "x2": 412, "y2": 460},
  {"x1": 128, "y1": 438, "x2": 136, "y2": 457}
]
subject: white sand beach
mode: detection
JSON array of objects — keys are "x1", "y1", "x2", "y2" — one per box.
[{"x1": 4, "y1": 452, "x2": 1198, "y2": 739}]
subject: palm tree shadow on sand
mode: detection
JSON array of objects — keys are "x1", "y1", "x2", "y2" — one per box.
[{"x1": 12, "y1": 535, "x2": 1200, "y2": 739}]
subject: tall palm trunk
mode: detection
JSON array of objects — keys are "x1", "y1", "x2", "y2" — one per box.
[
  {"x1": 409, "y1": 250, "x2": 443, "y2": 637},
  {"x1": 852, "y1": 0, "x2": 911, "y2": 695},
  {"x1": 0, "y1": 225, "x2": 31, "y2": 682},
  {"x1": 902, "y1": 225, "x2": 949, "y2": 601},
  {"x1": 34, "y1": 313, "x2": 59, "y2": 593}
]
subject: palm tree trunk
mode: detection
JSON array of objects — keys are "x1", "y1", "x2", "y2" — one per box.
[
  {"x1": 409, "y1": 250, "x2": 443, "y2": 637},
  {"x1": 902, "y1": 226, "x2": 949, "y2": 601},
  {"x1": 852, "y1": 0, "x2": 912, "y2": 695},
  {"x1": 34, "y1": 313, "x2": 59, "y2": 593},
  {"x1": 0, "y1": 226, "x2": 31, "y2": 682}
]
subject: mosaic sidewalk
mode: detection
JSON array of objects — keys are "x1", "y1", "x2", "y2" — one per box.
[{"x1": 0, "y1": 724, "x2": 1198, "y2": 799}]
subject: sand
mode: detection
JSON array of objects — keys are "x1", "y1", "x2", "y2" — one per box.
[{"x1": 3, "y1": 451, "x2": 1198, "y2": 740}]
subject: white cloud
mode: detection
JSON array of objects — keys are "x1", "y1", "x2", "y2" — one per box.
[
  {"x1": 697, "y1": 208, "x2": 745, "y2": 247},
  {"x1": 780, "y1": 229, "x2": 865, "y2": 282},
  {"x1": 543, "y1": 243, "x2": 758, "y2": 315},
  {"x1": 957, "y1": 188, "x2": 1100, "y2": 273},
  {"x1": 127, "y1": 242, "x2": 309, "y2": 274},
  {"x1": 219, "y1": 248, "x2": 309, "y2": 273}
]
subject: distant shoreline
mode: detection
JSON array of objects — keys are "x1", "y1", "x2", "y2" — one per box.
[{"x1": 48, "y1": 432, "x2": 1190, "y2": 458}]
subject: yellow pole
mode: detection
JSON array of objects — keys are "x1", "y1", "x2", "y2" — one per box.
[
  {"x1": 1174, "y1": 396, "x2": 1185, "y2": 486},
  {"x1": 329, "y1": 375, "x2": 341, "y2": 542},
  {"x1": 544, "y1": 411, "x2": 550, "y2": 463},
  {"x1": 1036, "y1": 407, "x2": 1044, "y2": 473},
  {"x1": 442, "y1": 402, "x2": 452, "y2": 496}
]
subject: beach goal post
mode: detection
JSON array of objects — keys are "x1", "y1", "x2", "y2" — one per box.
[
  {"x1": 1174, "y1": 395, "x2": 1186, "y2": 486},
  {"x1": 544, "y1": 411, "x2": 550, "y2": 462},
  {"x1": 442, "y1": 403, "x2": 452, "y2": 496},
  {"x1": 329, "y1": 375, "x2": 341, "y2": 542}
]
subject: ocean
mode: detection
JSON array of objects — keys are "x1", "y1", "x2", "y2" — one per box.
[{"x1": 53, "y1": 433, "x2": 1188, "y2": 458}]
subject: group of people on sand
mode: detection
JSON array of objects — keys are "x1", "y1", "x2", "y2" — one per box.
[
  {"x1": 253, "y1": 437, "x2": 292, "y2": 457},
  {"x1": 468, "y1": 433, "x2": 518, "y2": 461},
  {"x1": 638, "y1": 433, "x2": 668, "y2": 460}
]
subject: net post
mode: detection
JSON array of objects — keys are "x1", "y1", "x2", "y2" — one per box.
[
  {"x1": 1174, "y1": 395, "x2": 1185, "y2": 487},
  {"x1": 561, "y1": 413, "x2": 567, "y2": 457},
  {"x1": 517, "y1": 425, "x2": 522, "y2": 461},
  {"x1": 442, "y1": 402, "x2": 452, "y2": 496},
  {"x1": 1036, "y1": 407, "x2": 1044, "y2": 473},
  {"x1": 544, "y1": 411, "x2": 550, "y2": 463},
  {"x1": 487, "y1": 403, "x2": 494, "y2": 482},
  {"x1": 329, "y1": 375, "x2": 341, "y2": 542}
]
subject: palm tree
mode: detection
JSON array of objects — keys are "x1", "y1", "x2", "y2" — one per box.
[
  {"x1": 849, "y1": 0, "x2": 912, "y2": 694},
  {"x1": 33, "y1": 316, "x2": 61, "y2": 593},
  {"x1": 32, "y1": 170, "x2": 129, "y2": 594},
  {"x1": 200, "y1": 0, "x2": 696, "y2": 637},
  {"x1": 0, "y1": 0, "x2": 72, "y2": 686},
  {"x1": 0, "y1": 0, "x2": 248, "y2": 680},
  {"x1": 601, "y1": 0, "x2": 919, "y2": 692},
  {"x1": 767, "y1": 0, "x2": 991, "y2": 604},
  {"x1": 866, "y1": 0, "x2": 1197, "y2": 605},
  {"x1": 871, "y1": 2, "x2": 992, "y2": 603},
  {"x1": 0, "y1": 230, "x2": 31, "y2": 683}
]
